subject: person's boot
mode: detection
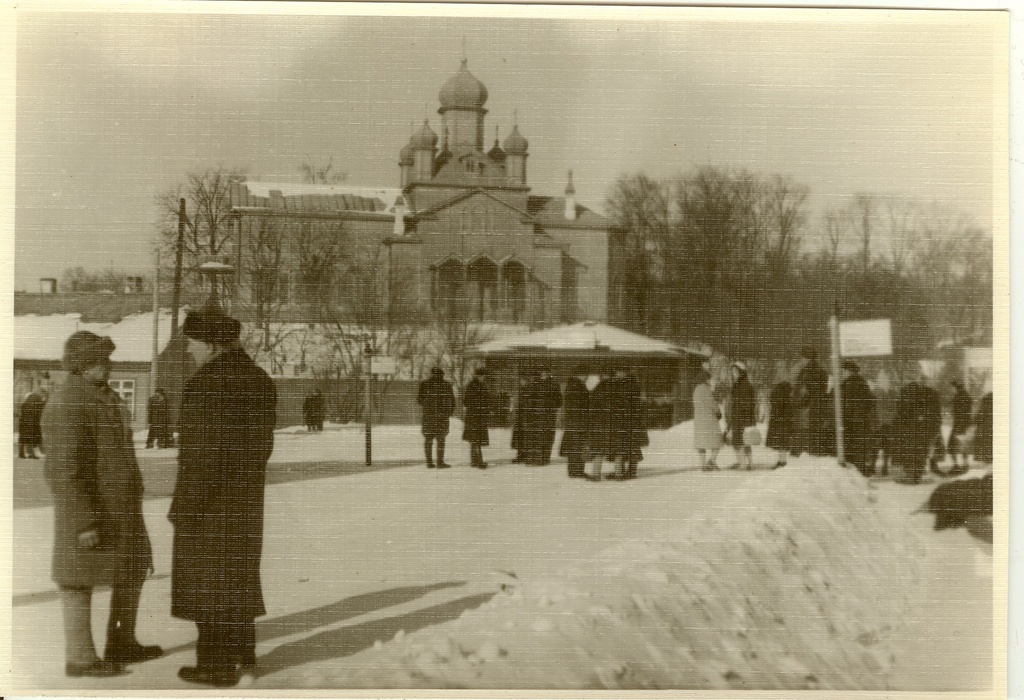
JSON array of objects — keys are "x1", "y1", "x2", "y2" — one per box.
[
  {"x1": 437, "y1": 441, "x2": 451, "y2": 469},
  {"x1": 105, "y1": 582, "x2": 163, "y2": 664},
  {"x1": 425, "y1": 441, "x2": 435, "y2": 468}
]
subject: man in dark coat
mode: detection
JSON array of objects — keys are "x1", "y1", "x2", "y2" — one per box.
[
  {"x1": 587, "y1": 369, "x2": 614, "y2": 481},
  {"x1": 766, "y1": 370, "x2": 794, "y2": 468},
  {"x1": 302, "y1": 392, "x2": 314, "y2": 432},
  {"x1": 309, "y1": 389, "x2": 325, "y2": 432},
  {"x1": 417, "y1": 367, "x2": 455, "y2": 469},
  {"x1": 795, "y1": 347, "x2": 830, "y2": 456},
  {"x1": 611, "y1": 368, "x2": 647, "y2": 479},
  {"x1": 43, "y1": 331, "x2": 162, "y2": 678},
  {"x1": 510, "y1": 372, "x2": 532, "y2": 464},
  {"x1": 559, "y1": 365, "x2": 590, "y2": 478},
  {"x1": 973, "y1": 391, "x2": 993, "y2": 464},
  {"x1": 171, "y1": 309, "x2": 277, "y2": 687},
  {"x1": 893, "y1": 375, "x2": 930, "y2": 484},
  {"x1": 145, "y1": 388, "x2": 169, "y2": 448},
  {"x1": 520, "y1": 371, "x2": 547, "y2": 465},
  {"x1": 840, "y1": 360, "x2": 876, "y2": 475},
  {"x1": 536, "y1": 368, "x2": 563, "y2": 465},
  {"x1": 948, "y1": 381, "x2": 972, "y2": 474},
  {"x1": 921, "y1": 379, "x2": 944, "y2": 474},
  {"x1": 462, "y1": 368, "x2": 491, "y2": 468},
  {"x1": 729, "y1": 362, "x2": 757, "y2": 470},
  {"x1": 18, "y1": 388, "x2": 46, "y2": 458}
]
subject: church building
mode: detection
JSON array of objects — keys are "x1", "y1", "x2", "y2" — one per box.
[{"x1": 228, "y1": 59, "x2": 616, "y2": 328}]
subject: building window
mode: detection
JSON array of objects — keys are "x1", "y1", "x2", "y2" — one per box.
[
  {"x1": 502, "y1": 261, "x2": 526, "y2": 323},
  {"x1": 107, "y1": 379, "x2": 136, "y2": 420},
  {"x1": 435, "y1": 260, "x2": 465, "y2": 318},
  {"x1": 467, "y1": 258, "x2": 499, "y2": 322}
]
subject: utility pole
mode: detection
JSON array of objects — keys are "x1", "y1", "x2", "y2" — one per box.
[
  {"x1": 830, "y1": 303, "x2": 845, "y2": 465},
  {"x1": 364, "y1": 334, "x2": 373, "y2": 466},
  {"x1": 170, "y1": 198, "x2": 186, "y2": 333},
  {"x1": 150, "y1": 248, "x2": 160, "y2": 396}
]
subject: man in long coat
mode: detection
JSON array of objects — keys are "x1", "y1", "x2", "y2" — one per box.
[
  {"x1": 146, "y1": 388, "x2": 169, "y2": 448},
  {"x1": 462, "y1": 368, "x2": 491, "y2": 468},
  {"x1": 509, "y1": 372, "x2": 532, "y2": 463},
  {"x1": 559, "y1": 365, "x2": 590, "y2": 478},
  {"x1": 893, "y1": 375, "x2": 930, "y2": 483},
  {"x1": 729, "y1": 362, "x2": 757, "y2": 470},
  {"x1": 587, "y1": 369, "x2": 614, "y2": 481},
  {"x1": 18, "y1": 388, "x2": 46, "y2": 458},
  {"x1": 611, "y1": 368, "x2": 647, "y2": 479},
  {"x1": 765, "y1": 377, "x2": 794, "y2": 468},
  {"x1": 417, "y1": 367, "x2": 455, "y2": 469},
  {"x1": 171, "y1": 309, "x2": 277, "y2": 687},
  {"x1": 536, "y1": 368, "x2": 563, "y2": 465},
  {"x1": 43, "y1": 331, "x2": 161, "y2": 678},
  {"x1": 840, "y1": 360, "x2": 876, "y2": 475},
  {"x1": 795, "y1": 347, "x2": 830, "y2": 456}
]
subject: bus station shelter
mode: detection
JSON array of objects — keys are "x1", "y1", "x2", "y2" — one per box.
[{"x1": 469, "y1": 322, "x2": 710, "y2": 425}]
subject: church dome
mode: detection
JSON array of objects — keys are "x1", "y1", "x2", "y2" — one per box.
[
  {"x1": 487, "y1": 138, "x2": 506, "y2": 162},
  {"x1": 399, "y1": 140, "x2": 415, "y2": 165},
  {"x1": 411, "y1": 120, "x2": 438, "y2": 150},
  {"x1": 503, "y1": 124, "x2": 529, "y2": 154},
  {"x1": 439, "y1": 59, "x2": 488, "y2": 110}
]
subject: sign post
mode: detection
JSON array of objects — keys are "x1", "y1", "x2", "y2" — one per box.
[{"x1": 830, "y1": 312, "x2": 845, "y2": 464}]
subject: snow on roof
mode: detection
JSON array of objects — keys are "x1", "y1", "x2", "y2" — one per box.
[
  {"x1": 14, "y1": 311, "x2": 176, "y2": 364},
  {"x1": 470, "y1": 322, "x2": 706, "y2": 358},
  {"x1": 240, "y1": 181, "x2": 405, "y2": 213}
]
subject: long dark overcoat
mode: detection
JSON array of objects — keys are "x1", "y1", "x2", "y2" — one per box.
[
  {"x1": 19, "y1": 392, "x2": 46, "y2": 445},
  {"x1": 841, "y1": 374, "x2": 875, "y2": 466},
  {"x1": 170, "y1": 347, "x2": 276, "y2": 623},
  {"x1": 610, "y1": 375, "x2": 647, "y2": 461},
  {"x1": 558, "y1": 377, "x2": 590, "y2": 458},
  {"x1": 461, "y1": 378, "x2": 490, "y2": 446},
  {"x1": 893, "y1": 381, "x2": 929, "y2": 478},
  {"x1": 796, "y1": 361, "x2": 830, "y2": 455},
  {"x1": 974, "y1": 392, "x2": 993, "y2": 464},
  {"x1": 537, "y1": 376, "x2": 563, "y2": 456},
  {"x1": 418, "y1": 376, "x2": 455, "y2": 438},
  {"x1": 765, "y1": 381, "x2": 794, "y2": 451},
  {"x1": 588, "y1": 378, "x2": 614, "y2": 456},
  {"x1": 729, "y1": 376, "x2": 757, "y2": 447},
  {"x1": 43, "y1": 375, "x2": 152, "y2": 588}
]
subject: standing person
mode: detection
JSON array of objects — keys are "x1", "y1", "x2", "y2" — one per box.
[
  {"x1": 948, "y1": 382, "x2": 973, "y2": 475},
  {"x1": 728, "y1": 362, "x2": 756, "y2": 470},
  {"x1": 509, "y1": 372, "x2": 531, "y2": 464},
  {"x1": 521, "y1": 371, "x2": 546, "y2": 465},
  {"x1": 587, "y1": 368, "x2": 614, "y2": 481},
  {"x1": 765, "y1": 366, "x2": 795, "y2": 469},
  {"x1": 18, "y1": 388, "x2": 46, "y2": 458},
  {"x1": 693, "y1": 370, "x2": 723, "y2": 471},
  {"x1": 417, "y1": 367, "x2": 455, "y2": 469},
  {"x1": 922, "y1": 379, "x2": 944, "y2": 474},
  {"x1": 145, "y1": 388, "x2": 169, "y2": 449},
  {"x1": 893, "y1": 375, "x2": 929, "y2": 484},
  {"x1": 171, "y1": 309, "x2": 277, "y2": 687},
  {"x1": 536, "y1": 368, "x2": 563, "y2": 465},
  {"x1": 302, "y1": 392, "x2": 314, "y2": 433},
  {"x1": 462, "y1": 368, "x2": 491, "y2": 468},
  {"x1": 614, "y1": 368, "x2": 647, "y2": 479},
  {"x1": 310, "y1": 389, "x2": 325, "y2": 432},
  {"x1": 841, "y1": 360, "x2": 876, "y2": 475},
  {"x1": 559, "y1": 365, "x2": 591, "y2": 478},
  {"x1": 795, "y1": 347, "x2": 829, "y2": 456},
  {"x1": 43, "y1": 331, "x2": 162, "y2": 678},
  {"x1": 973, "y1": 391, "x2": 993, "y2": 465}
]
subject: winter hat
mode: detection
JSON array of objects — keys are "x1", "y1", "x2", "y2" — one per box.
[
  {"x1": 63, "y1": 331, "x2": 116, "y2": 373},
  {"x1": 430, "y1": 367, "x2": 444, "y2": 378},
  {"x1": 182, "y1": 310, "x2": 241, "y2": 345}
]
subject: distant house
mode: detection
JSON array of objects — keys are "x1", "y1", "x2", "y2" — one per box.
[{"x1": 14, "y1": 311, "x2": 178, "y2": 431}]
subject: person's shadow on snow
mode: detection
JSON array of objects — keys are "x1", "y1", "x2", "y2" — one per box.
[
  {"x1": 255, "y1": 590, "x2": 497, "y2": 677},
  {"x1": 161, "y1": 581, "x2": 470, "y2": 658}
]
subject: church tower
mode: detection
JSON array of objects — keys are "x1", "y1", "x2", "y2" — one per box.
[{"x1": 437, "y1": 58, "x2": 488, "y2": 152}]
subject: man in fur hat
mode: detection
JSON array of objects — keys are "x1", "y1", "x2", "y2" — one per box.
[
  {"x1": 170, "y1": 309, "x2": 277, "y2": 687},
  {"x1": 43, "y1": 331, "x2": 162, "y2": 678}
]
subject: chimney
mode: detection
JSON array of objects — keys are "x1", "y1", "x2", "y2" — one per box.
[
  {"x1": 39, "y1": 278, "x2": 57, "y2": 294},
  {"x1": 564, "y1": 170, "x2": 577, "y2": 221}
]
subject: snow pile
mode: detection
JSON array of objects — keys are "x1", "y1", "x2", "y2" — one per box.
[{"x1": 320, "y1": 462, "x2": 923, "y2": 690}]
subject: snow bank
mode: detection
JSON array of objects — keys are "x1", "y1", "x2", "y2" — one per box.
[{"x1": 323, "y1": 461, "x2": 923, "y2": 690}]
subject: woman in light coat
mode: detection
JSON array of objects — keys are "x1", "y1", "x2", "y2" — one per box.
[{"x1": 692, "y1": 370, "x2": 723, "y2": 470}]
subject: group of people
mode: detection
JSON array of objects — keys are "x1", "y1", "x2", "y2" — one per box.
[
  {"x1": 694, "y1": 346, "x2": 994, "y2": 482},
  {"x1": 18, "y1": 386, "x2": 48, "y2": 458},
  {"x1": 43, "y1": 306, "x2": 277, "y2": 687},
  {"x1": 302, "y1": 389, "x2": 325, "y2": 433},
  {"x1": 414, "y1": 364, "x2": 649, "y2": 480}
]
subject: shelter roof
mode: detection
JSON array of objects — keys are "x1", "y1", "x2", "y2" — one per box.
[
  {"x1": 469, "y1": 321, "x2": 708, "y2": 359},
  {"x1": 14, "y1": 311, "x2": 176, "y2": 364}
]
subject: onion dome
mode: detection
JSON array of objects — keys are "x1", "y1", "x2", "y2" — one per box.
[
  {"x1": 503, "y1": 124, "x2": 528, "y2": 155},
  {"x1": 487, "y1": 126, "x2": 506, "y2": 161},
  {"x1": 410, "y1": 120, "x2": 438, "y2": 150},
  {"x1": 439, "y1": 59, "x2": 488, "y2": 110},
  {"x1": 399, "y1": 140, "x2": 415, "y2": 165}
]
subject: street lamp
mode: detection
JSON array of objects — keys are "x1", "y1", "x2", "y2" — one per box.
[{"x1": 198, "y1": 257, "x2": 236, "y2": 313}]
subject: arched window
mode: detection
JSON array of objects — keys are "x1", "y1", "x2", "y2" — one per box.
[
  {"x1": 467, "y1": 257, "x2": 499, "y2": 321},
  {"x1": 435, "y1": 260, "x2": 464, "y2": 318},
  {"x1": 502, "y1": 261, "x2": 527, "y2": 323}
]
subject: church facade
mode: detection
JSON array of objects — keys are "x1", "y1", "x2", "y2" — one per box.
[{"x1": 228, "y1": 59, "x2": 617, "y2": 328}]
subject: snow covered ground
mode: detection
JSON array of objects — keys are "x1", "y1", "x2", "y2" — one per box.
[{"x1": 9, "y1": 420, "x2": 995, "y2": 692}]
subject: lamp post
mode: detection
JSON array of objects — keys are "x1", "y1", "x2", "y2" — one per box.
[
  {"x1": 363, "y1": 333, "x2": 373, "y2": 466},
  {"x1": 198, "y1": 258, "x2": 236, "y2": 313}
]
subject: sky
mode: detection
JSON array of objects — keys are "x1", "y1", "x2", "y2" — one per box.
[{"x1": 11, "y1": 4, "x2": 1005, "y2": 291}]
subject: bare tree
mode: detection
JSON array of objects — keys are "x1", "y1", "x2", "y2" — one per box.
[
  {"x1": 850, "y1": 192, "x2": 876, "y2": 283},
  {"x1": 299, "y1": 155, "x2": 348, "y2": 185},
  {"x1": 762, "y1": 174, "x2": 808, "y2": 281}
]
